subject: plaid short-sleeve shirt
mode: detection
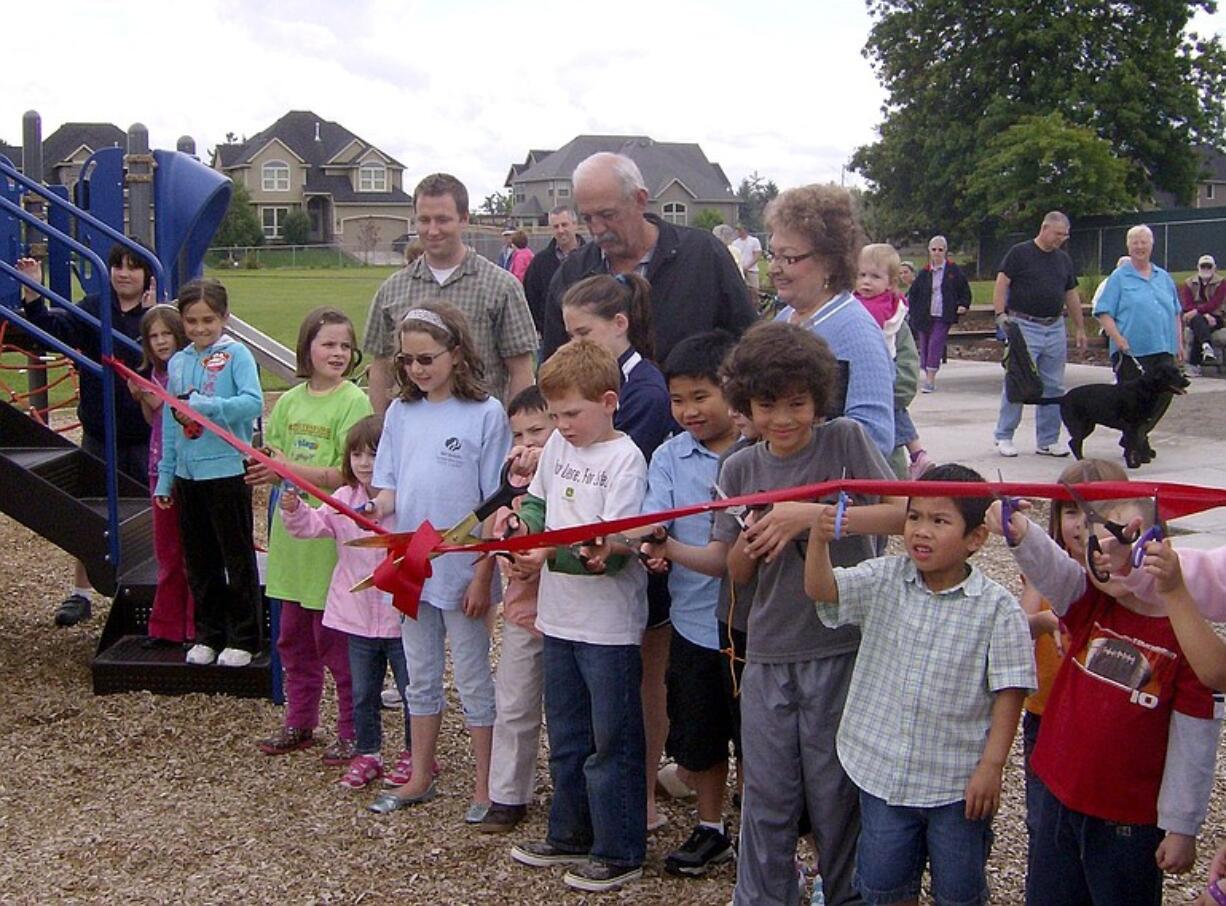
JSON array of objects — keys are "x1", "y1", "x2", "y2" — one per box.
[
  {"x1": 361, "y1": 249, "x2": 538, "y2": 400},
  {"x1": 817, "y1": 555, "x2": 1036, "y2": 807}
]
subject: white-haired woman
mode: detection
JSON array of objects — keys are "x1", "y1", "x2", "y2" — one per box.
[{"x1": 1092, "y1": 224, "x2": 1183, "y2": 461}]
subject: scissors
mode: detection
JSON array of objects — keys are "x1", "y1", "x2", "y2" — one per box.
[
  {"x1": 833, "y1": 468, "x2": 849, "y2": 541},
  {"x1": 347, "y1": 459, "x2": 529, "y2": 591},
  {"x1": 1060, "y1": 480, "x2": 1138, "y2": 583},
  {"x1": 996, "y1": 470, "x2": 1020, "y2": 547},
  {"x1": 712, "y1": 482, "x2": 806, "y2": 557}
]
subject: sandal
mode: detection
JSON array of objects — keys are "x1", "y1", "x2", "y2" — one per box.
[
  {"x1": 257, "y1": 726, "x2": 316, "y2": 756},
  {"x1": 367, "y1": 781, "x2": 438, "y2": 813},
  {"x1": 383, "y1": 750, "x2": 443, "y2": 787},
  {"x1": 322, "y1": 737, "x2": 357, "y2": 767},
  {"x1": 339, "y1": 754, "x2": 383, "y2": 790}
]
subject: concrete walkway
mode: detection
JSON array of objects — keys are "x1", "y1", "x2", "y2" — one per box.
[{"x1": 909, "y1": 360, "x2": 1226, "y2": 548}]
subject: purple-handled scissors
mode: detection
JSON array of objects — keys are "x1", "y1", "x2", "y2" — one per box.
[{"x1": 996, "y1": 470, "x2": 1019, "y2": 547}]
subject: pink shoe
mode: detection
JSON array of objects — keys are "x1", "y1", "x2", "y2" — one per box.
[
  {"x1": 383, "y1": 749, "x2": 442, "y2": 787},
  {"x1": 908, "y1": 450, "x2": 934, "y2": 480},
  {"x1": 339, "y1": 754, "x2": 383, "y2": 790}
]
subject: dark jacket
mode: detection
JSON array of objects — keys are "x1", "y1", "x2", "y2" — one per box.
[
  {"x1": 21, "y1": 292, "x2": 150, "y2": 445},
  {"x1": 906, "y1": 260, "x2": 972, "y2": 330},
  {"x1": 541, "y1": 214, "x2": 756, "y2": 362},
  {"x1": 523, "y1": 234, "x2": 585, "y2": 332}
]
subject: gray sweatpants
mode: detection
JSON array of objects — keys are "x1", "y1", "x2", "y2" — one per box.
[{"x1": 733, "y1": 653, "x2": 862, "y2": 906}]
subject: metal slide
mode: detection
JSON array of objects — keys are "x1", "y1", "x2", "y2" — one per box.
[{"x1": 224, "y1": 314, "x2": 299, "y2": 385}]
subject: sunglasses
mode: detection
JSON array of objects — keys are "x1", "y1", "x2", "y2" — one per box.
[{"x1": 395, "y1": 350, "x2": 450, "y2": 368}]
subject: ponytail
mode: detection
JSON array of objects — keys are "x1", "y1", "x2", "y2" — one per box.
[{"x1": 560, "y1": 273, "x2": 657, "y2": 362}]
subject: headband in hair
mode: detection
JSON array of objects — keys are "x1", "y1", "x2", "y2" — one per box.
[{"x1": 401, "y1": 308, "x2": 453, "y2": 337}]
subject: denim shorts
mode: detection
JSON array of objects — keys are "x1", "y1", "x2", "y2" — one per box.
[{"x1": 856, "y1": 790, "x2": 992, "y2": 906}]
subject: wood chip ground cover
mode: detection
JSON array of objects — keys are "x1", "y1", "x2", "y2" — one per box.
[{"x1": 1, "y1": 505, "x2": 1223, "y2": 903}]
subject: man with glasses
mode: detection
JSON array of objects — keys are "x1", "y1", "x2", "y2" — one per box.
[
  {"x1": 1179, "y1": 253, "x2": 1226, "y2": 373},
  {"x1": 992, "y1": 211, "x2": 1087, "y2": 458},
  {"x1": 363, "y1": 173, "x2": 537, "y2": 411},
  {"x1": 539, "y1": 153, "x2": 755, "y2": 362}
]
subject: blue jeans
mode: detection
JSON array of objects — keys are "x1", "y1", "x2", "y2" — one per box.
[
  {"x1": 857, "y1": 790, "x2": 993, "y2": 906},
  {"x1": 1025, "y1": 775, "x2": 1163, "y2": 906},
  {"x1": 542, "y1": 635, "x2": 646, "y2": 869},
  {"x1": 399, "y1": 601, "x2": 495, "y2": 725},
  {"x1": 348, "y1": 633, "x2": 409, "y2": 755},
  {"x1": 994, "y1": 317, "x2": 1066, "y2": 447},
  {"x1": 1021, "y1": 712, "x2": 1041, "y2": 845}
]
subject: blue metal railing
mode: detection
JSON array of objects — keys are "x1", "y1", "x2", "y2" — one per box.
[{"x1": 0, "y1": 156, "x2": 166, "y2": 577}]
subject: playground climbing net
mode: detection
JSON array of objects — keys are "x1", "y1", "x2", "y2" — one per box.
[{"x1": 0, "y1": 321, "x2": 80, "y2": 429}]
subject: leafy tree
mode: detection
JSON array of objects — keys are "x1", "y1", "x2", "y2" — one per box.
[
  {"x1": 965, "y1": 113, "x2": 1133, "y2": 231},
  {"x1": 480, "y1": 190, "x2": 512, "y2": 216},
  {"x1": 852, "y1": 1, "x2": 1226, "y2": 236},
  {"x1": 693, "y1": 208, "x2": 726, "y2": 232},
  {"x1": 356, "y1": 218, "x2": 381, "y2": 265},
  {"x1": 211, "y1": 179, "x2": 263, "y2": 248},
  {"x1": 281, "y1": 209, "x2": 311, "y2": 245},
  {"x1": 736, "y1": 172, "x2": 779, "y2": 233}
]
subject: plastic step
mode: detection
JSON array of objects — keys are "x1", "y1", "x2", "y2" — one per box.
[{"x1": 92, "y1": 635, "x2": 273, "y2": 698}]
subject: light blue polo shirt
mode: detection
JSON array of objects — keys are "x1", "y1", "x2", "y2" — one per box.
[
  {"x1": 1093, "y1": 261, "x2": 1180, "y2": 357},
  {"x1": 642, "y1": 431, "x2": 722, "y2": 650}
]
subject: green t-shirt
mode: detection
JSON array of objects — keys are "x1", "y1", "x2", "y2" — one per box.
[{"x1": 265, "y1": 380, "x2": 373, "y2": 609}]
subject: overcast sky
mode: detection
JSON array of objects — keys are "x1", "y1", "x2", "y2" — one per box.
[{"x1": 4, "y1": 0, "x2": 1225, "y2": 203}]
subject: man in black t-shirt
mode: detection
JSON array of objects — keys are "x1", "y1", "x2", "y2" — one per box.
[{"x1": 991, "y1": 211, "x2": 1087, "y2": 457}]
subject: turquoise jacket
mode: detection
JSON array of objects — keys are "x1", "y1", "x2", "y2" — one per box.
[{"x1": 155, "y1": 336, "x2": 262, "y2": 496}]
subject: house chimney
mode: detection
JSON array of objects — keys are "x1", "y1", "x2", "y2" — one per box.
[{"x1": 314, "y1": 122, "x2": 321, "y2": 142}]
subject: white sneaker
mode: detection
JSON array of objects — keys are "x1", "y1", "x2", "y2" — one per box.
[
  {"x1": 217, "y1": 647, "x2": 253, "y2": 667},
  {"x1": 1202, "y1": 342, "x2": 1217, "y2": 364},
  {"x1": 380, "y1": 687, "x2": 403, "y2": 709},
  {"x1": 995, "y1": 439, "x2": 1019, "y2": 458},
  {"x1": 1035, "y1": 444, "x2": 1070, "y2": 458},
  {"x1": 1187, "y1": 364, "x2": 1202, "y2": 377},
  {"x1": 186, "y1": 644, "x2": 217, "y2": 665}
]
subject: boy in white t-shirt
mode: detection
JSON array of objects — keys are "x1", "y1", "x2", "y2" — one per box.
[{"x1": 508, "y1": 340, "x2": 649, "y2": 894}]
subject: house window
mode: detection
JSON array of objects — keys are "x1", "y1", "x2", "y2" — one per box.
[
  {"x1": 557, "y1": 185, "x2": 570, "y2": 198},
  {"x1": 262, "y1": 161, "x2": 290, "y2": 192},
  {"x1": 514, "y1": 189, "x2": 526, "y2": 204},
  {"x1": 662, "y1": 202, "x2": 687, "y2": 225},
  {"x1": 262, "y1": 206, "x2": 289, "y2": 239},
  {"x1": 359, "y1": 163, "x2": 387, "y2": 192},
  {"x1": 1208, "y1": 183, "x2": 1217, "y2": 200}
]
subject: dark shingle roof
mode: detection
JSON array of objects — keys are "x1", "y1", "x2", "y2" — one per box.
[
  {"x1": 0, "y1": 141, "x2": 21, "y2": 169},
  {"x1": 42, "y1": 123, "x2": 126, "y2": 182},
  {"x1": 219, "y1": 111, "x2": 405, "y2": 170},
  {"x1": 303, "y1": 172, "x2": 411, "y2": 204},
  {"x1": 512, "y1": 135, "x2": 734, "y2": 202}
]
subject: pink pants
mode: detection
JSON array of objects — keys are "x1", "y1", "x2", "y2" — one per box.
[
  {"x1": 146, "y1": 493, "x2": 195, "y2": 643},
  {"x1": 277, "y1": 600, "x2": 354, "y2": 739}
]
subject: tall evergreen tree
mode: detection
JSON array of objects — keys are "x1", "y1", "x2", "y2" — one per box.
[{"x1": 851, "y1": 0, "x2": 1226, "y2": 236}]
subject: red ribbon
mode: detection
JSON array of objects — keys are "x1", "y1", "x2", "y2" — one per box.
[{"x1": 107, "y1": 357, "x2": 1226, "y2": 618}]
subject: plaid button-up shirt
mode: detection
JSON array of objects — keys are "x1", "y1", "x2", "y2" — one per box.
[
  {"x1": 362, "y1": 249, "x2": 538, "y2": 400},
  {"x1": 817, "y1": 555, "x2": 1036, "y2": 807}
]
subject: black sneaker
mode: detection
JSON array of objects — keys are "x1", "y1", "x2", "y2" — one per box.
[
  {"x1": 510, "y1": 840, "x2": 588, "y2": 868},
  {"x1": 478, "y1": 802, "x2": 526, "y2": 834},
  {"x1": 563, "y1": 859, "x2": 643, "y2": 892},
  {"x1": 664, "y1": 825, "x2": 736, "y2": 877},
  {"x1": 54, "y1": 594, "x2": 91, "y2": 627}
]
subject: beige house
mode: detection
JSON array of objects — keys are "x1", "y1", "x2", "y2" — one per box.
[
  {"x1": 212, "y1": 111, "x2": 413, "y2": 254},
  {"x1": 504, "y1": 135, "x2": 739, "y2": 228}
]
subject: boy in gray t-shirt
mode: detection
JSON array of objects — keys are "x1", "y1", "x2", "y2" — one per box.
[{"x1": 713, "y1": 322, "x2": 903, "y2": 906}]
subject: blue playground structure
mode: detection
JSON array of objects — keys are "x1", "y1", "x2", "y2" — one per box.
[{"x1": 0, "y1": 112, "x2": 279, "y2": 699}]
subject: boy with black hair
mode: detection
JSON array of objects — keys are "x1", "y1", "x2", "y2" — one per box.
[
  {"x1": 636, "y1": 330, "x2": 740, "y2": 876},
  {"x1": 663, "y1": 321, "x2": 905, "y2": 904},
  {"x1": 804, "y1": 464, "x2": 1036, "y2": 906},
  {"x1": 16, "y1": 241, "x2": 157, "y2": 625},
  {"x1": 481, "y1": 385, "x2": 554, "y2": 834},
  {"x1": 508, "y1": 340, "x2": 648, "y2": 894}
]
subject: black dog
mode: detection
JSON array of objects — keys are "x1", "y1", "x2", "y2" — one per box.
[{"x1": 1060, "y1": 362, "x2": 1190, "y2": 468}]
